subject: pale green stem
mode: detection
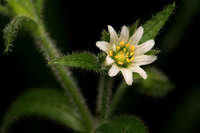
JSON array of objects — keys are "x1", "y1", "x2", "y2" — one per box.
[
  {"x1": 32, "y1": 25, "x2": 94, "y2": 131},
  {"x1": 96, "y1": 76, "x2": 113, "y2": 120},
  {"x1": 109, "y1": 81, "x2": 128, "y2": 117}
]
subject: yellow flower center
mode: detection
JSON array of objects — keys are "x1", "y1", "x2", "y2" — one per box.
[{"x1": 109, "y1": 41, "x2": 135, "y2": 67}]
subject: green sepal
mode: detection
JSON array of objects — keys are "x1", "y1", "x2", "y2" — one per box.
[
  {"x1": 49, "y1": 52, "x2": 104, "y2": 73},
  {"x1": 96, "y1": 115, "x2": 148, "y2": 133},
  {"x1": 1, "y1": 88, "x2": 87, "y2": 133},
  {"x1": 140, "y1": 2, "x2": 175, "y2": 43},
  {"x1": 101, "y1": 29, "x2": 110, "y2": 42},
  {"x1": 129, "y1": 19, "x2": 140, "y2": 37},
  {"x1": 134, "y1": 67, "x2": 174, "y2": 98},
  {"x1": 145, "y1": 49, "x2": 160, "y2": 55},
  {"x1": 3, "y1": 16, "x2": 38, "y2": 53}
]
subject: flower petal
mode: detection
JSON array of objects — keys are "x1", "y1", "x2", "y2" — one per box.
[
  {"x1": 108, "y1": 25, "x2": 118, "y2": 44},
  {"x1": 119, "y1": 26, "x2": 129, "y2": 42},
  {"x1": 108, "y1": 64, "x2": 120, "y2": 77},
  {"x1": 134, "y1": 55, "x2": 157, "y2": 66},
  {"x1": 128, "y1": 26, "x2": 144, "y2": 45},
  {"x1": 130, "y1": 65, "x2": 147, "y2": 79},
  {"x1": 105, "y1": 56, "x2": 114, "y2": 66},
  {"x1": 96, "y1": 41, "x2": 111, "y2": 52},
  {"x1": 121, "y1": 69, "x2": 133, "y2": 86},
  {"x1": 135, "y1": 40, "x2": 155, "y2": 55}
]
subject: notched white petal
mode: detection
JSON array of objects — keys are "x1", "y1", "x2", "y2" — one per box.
[
  {"x1": 108, "y1": 25, "x2": 118, "y2": 44},
  {"x1": 119, "y1": 26, "x2": 129, "y2": 42},
  {"x1": 96, "y1": 41, "x2": 110, "y2": 52},
  {"x1": 130, "y1": 65, "x2": 147, "y2": 79},
  {"x1": 121, "y1": 69, "x2": 133, "y2": 86},
  {"x1": 134, "y1": 55, "x2": 157, "y2": 66},
  {"x1": 128, "y1": 26, "x2": 144, "y2": 45},
  {"x1": 135, "y1": 40, "x2": 155, "y2": 55},
  {"x1": 105, "y1": 56, "x2": 114, "y2": 66},
  {"x1": 108, "y1": 64, "x2": 120, "y2": 77}
]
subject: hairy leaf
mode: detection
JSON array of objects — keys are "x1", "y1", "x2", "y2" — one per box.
[
  {"x1": 49, "y1": 52, "x2": 103, "y2": 73},
  {"x1": 34, "y1": 0, "x2": 46, "y2": 17},
  {"x1": 3, "y1": 16, "x2": 38, "y2": 53},
  {"x1": 1, "y1": 88, "x2": 86, "y2": 133},
  {"x1": 134, "y1": 67, "x2": 174, "y2": 98},
  {"x1": 96, "y1": 115, "x2": 148, "y2": 133},
  {"x1": 6, "y1": 0, "x2": 38, "y2": 20},
  {"x1": 0, "y1": 5, "x2": 9, "y2": 16},
  {"x1": 140, "y1": 3, "x2": 175, "y2": 43}
]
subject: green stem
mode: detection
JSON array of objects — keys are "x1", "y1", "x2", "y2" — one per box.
[
  {"x1": 33, "y1": 25, "x2": 94, "y2": 131},
  {"x1": 96, "y1": 76, "x2": 113, "y2": 120},
  {"x1": 0, "y1": 5, "x2": 9, "y2": 16},
  {"x1": 109, "y1": 81, "x2": 128, "y2": 117}
]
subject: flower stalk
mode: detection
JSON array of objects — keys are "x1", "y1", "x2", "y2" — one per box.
[{"x1": 33, "y1": 25, "x2": 94, "y2": 131}]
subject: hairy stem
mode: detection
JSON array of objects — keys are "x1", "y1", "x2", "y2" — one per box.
[
  {"x1": 32, "y1": 25, "x2": 94, "y2": 131},
  {"x1": 96, "y1": 76, "x2": 113, "y2": 120},
  {"x1": 109, "y1": 81, "x2": 128, "y2": 117}
]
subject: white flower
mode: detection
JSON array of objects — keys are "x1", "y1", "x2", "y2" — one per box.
[{"x1": 96, "y1": 25, "x2": 157, "y2": 85}]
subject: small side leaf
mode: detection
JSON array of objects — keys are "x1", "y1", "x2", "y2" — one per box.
[
  {"x1": 1, "y1": 88, "x2": 86, "y2": 133},
  {"x1": 96, "y1": 115, "x2": 148, "y2": 133},
  {"x1": 34, "y1": 0, "x2": 46, "y2": 17},
  {"x1": 6, "y1": 0, "x2": 38, "y2": 20},
  {"x1": 145, "y1": 49, "x2": 160, "y2": 55},
  {"x1": 3, "y1": 16, "x2": 38, "y2": 53},
  {"x1": 129, "y1": 19, "x2": 140, "y2": 37},
  {"x1": 134, "y1": 67, "x2": 174, "y2": 98},
  {"x1": 49, "y1": 52, "x2": 103, "y2": 73},
  {"x1": 140, "y1": 3, "x2": 175, "y2": 43},
  {"x1": 101, "y1": 29, "x2": 110, "y2": 42}
]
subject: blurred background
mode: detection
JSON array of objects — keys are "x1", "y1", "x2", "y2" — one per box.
[{"x1": 0, "y1": 0, "x2": 200, "y2": 132}]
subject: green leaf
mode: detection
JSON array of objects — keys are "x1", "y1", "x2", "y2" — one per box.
[
  {"x1": 134, "y1": 67, "x2": 174, "y2": 98},
  {"x1": 0, "y1": 5, "x2": 9, "y2": 16},
  {"x1": 140, "y1": 2, "x2": 175, "y2": 43},
  {"x1": 96, "y1": 115, "x2": 148, "y2": 133},
  {"x1": 49, "y1": 52, "x2": 103, "y2": 73},
  {"x1": 6, "y1": 0, "x2": 39, "y2": 20},
  {"x1": 129, "y1": 19, "x2": 140, "y2": 37},
  {"x1": 101, "y1": 29, "x2": 110, "y2": 42},
  {"x1": 1, "y1": 88, "x2": 86, "y2": 133},
  {"x1": 3, "y1": 16, "x2": 38, "y2": 53},
  {"x1": 34, "y1": 0, "x2": 46, "y2": 17},
  {"x1": 145, "y1": 49, "x2": 160, "y2": 55}
]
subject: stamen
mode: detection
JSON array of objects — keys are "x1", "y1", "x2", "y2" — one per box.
[
  {"x1": 130, "y1": 52, "x2": 134, "y2": 56},
  {"x1": 120, "y1": 41, "x2": 125, "y2": 46},
  {"x1": 118, "y1": 61, "x2": 123, "y2": 65},
  {"x1": 126, "y1": 58, "x2": 131, "y2": 63},
  {"x1": 123, "y1": 48, "x2": 126, "y2": 52},
  {"x1": 125, "y1": 43, "x2": 130, "y2": 47},
  {"x1": 130, "y1": 56, "x2": 134, "y2": 61},
  {"x1": 116, "y1": 46, "x2": 121, "y2": 50},
  {"x1": 109, "y1": 50, "x2": 113, "y2": 56},
  {"x1": 130, "y1": 45, "x2": 135, "y2": 51}
]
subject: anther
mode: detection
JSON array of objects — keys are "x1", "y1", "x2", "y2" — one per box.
[
  {"x1": 116, "y1": 46, "x2": 121, "y2": 50},
  {"x1": 109, "y1": 50, "x2": 113, "y2": 56},
  {"x1": 118, "y1": 61, "x2": 123, "y2": 65},
  {"x1": 126, "y1": 43, "x2": 130, "y2": 47},
  {"x1": 130, "y1": 45, "x2": 135, "y2": 51},
  {"x1": 120, "y1": 41, "x2": 125, "y2": 46}
]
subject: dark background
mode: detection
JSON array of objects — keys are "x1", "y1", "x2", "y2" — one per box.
[{"x1": 0, "y1": 0, "x2": 200, "y2": 133}]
